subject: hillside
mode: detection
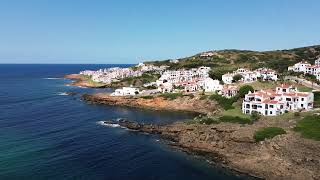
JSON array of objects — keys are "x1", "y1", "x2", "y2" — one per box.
[{"x1": 145, "y1": 45, "x2": 320, "y2": 73}]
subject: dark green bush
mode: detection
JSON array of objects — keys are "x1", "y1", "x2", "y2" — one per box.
[
  {"x1": 254, "y1": 127, "x2": 286, "y2": 142},
  {"x1": 219, "y1": 116, "x2": 251, "y2": 124},
  {"x1": 141, "y1": 96, "x2": 154, "y2": 99}
]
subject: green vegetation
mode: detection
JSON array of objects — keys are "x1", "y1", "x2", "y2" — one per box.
[
  {"x1": 221, "y1": 108, "x2": 251, "y2": 119},
  {"x1": 233, "y1": 74, "x2": 243, "y2": 82},
  {"x1": 209, "y1": 67, "x2": 236, "y2": 81},
  {"x1": 297, "y1": 85, "x2": 313, "y2": 92},
  {"x1": 209, "y1": 94, "x2": 236, "y2": 110},
  {"x1": 294, "y1": 115, "x2": 320, "y2": 141},
  {"x1": 146, "y1": 45, "x2": 320, "y2": 73},
  {"x1": 219, "y1": 115, "x2": 251, "y2": 124},
  {"x1": 254, "y1": 127, "x2": 286, "y2": 142},
  {"x1": 198, "y1": 117, "x2": 220, "y2": 125},
  {"x1": 158, "y1": 93, "x2": 183, "y2": 100},
  {"x1": 313, "y1": 91, "x2": 320, "y2": 108},
  {"x1": 112, "y1": 72, "x2": 161, "y2": 87},
  {"x1": 141, "y1": 95, "x2": 154, "y2": 99},
  {"x1": 250, "y1": 111, "x2": 261, "y2": 122},
  {"x1": 238, "y1": 85, "x2": 254, "y2": 98}
]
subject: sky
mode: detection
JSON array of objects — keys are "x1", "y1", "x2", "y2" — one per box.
[{"x1": 0, "y1": 0, "x2": 320, "y2": 64}]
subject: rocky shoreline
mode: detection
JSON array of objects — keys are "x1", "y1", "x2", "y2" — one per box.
[
  {"x1": 81, "y1": 93, "x2": 219, "y2": 115},
  {"x1": 103, "y1": 119, "x2": 320, "y2": 180},
  {"x1": 64, "y1": 86, "x2": 320, "y2": 179}
]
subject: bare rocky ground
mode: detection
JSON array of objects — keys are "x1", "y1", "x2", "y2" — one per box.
[
  {"x1": 81, "y1": 93, "x2": 219, "y2": 115},
  {"x1": 112, "y1": 119, "x2": 320, "y2": 180}
]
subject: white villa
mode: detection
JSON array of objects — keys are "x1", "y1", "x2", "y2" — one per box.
[
  {"x1": 222, "y1": 68, "x2": 258, "y2": 84},
  {"x1": 288, "y1": 59, "x2": 320, "y2": 81},
  {"x1": 111, "y1": 87, "x2": 140, "y2": 96},
  {"x1": 201, "y1": 78, "x2": 223, "y2": 92},
  {"x1": 219, "y1": 85, "x2": 239, "y2": 98},
  {"x1": 242, "y1": 84, "x2": 314, "y2": 116},
  {"x1": 222, "y1": 67, "x2": 278, "y2": 84},
  {"x1": 255, "y1": 68, "x2": 278, "y2": 81}
]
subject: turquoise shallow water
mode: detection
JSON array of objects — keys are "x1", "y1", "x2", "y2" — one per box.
[{"x1": 0, "y1": 64, "x2": 249, "y2": 180}]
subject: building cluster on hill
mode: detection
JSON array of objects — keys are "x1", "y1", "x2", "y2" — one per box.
[
  {"x1": 80, "y1": 63, "x2": 168, "y2": 84},
  {"x1": 82, "y1": 57, "x2": 317, "y2": 117},
  {"x1": 242, "y1": 84, "x2": 314, "y2": 116},
  {"x1": 222, "y1": 68, "x2": 278, "y2": 84},
  {"x1": 288, "y1": 59, "x2": 320, "y2": 81}
]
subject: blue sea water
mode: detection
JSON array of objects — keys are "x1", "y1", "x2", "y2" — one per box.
[{"x1": 0, "y1": 64, "x2": 248, "y2": 180}]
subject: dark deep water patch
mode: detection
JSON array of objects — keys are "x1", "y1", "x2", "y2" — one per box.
[{"x1": 0, "y1": 64, "x2": 248, "y2": 180}]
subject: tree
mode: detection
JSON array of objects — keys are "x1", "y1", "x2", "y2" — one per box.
[
  {"x1": 209, "y1": 69, "x2": 231, "y2": 81},
  {"x1": 232, "y1": 74, "x2": 243, "y2": 82},
  {"x1": 238, "y1": 85, "x2": 254, "y2": 98}
]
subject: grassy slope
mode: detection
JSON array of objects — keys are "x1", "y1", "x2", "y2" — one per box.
[{"x1": 145, "y1": 45, "x2": 320, "y2": 73}]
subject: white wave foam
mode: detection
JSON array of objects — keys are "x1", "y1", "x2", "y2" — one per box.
[
  {"x1": 97, "y1": 121, "x2": 120, "y2": 128},
  {"x1": 43, "y1": 77, "x2": 62, "y2": 80},
  {"x1": 57, "y1": 92, "x2": 68, "y2": 96}
]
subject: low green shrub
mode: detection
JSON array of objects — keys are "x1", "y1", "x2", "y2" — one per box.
[
  {"x1": 159, "y1": 93, "x2": 183, "y2": 100},
  {"x1": 254, "y1": 127, "x2": 286, "y2": 142},
  {"x1": 199, "y1": 117, "x2": 220, "y2": 125},
  {"x1": 141, "y1": 96, "x2": 154, "y2": 99},
  {"x1": 314, "y1": 92, "x2": 320, "y2": 108},
  {"x1": 209, "y1": 94, "x2": 236, "y2": 110},
  {"x1": 219, "y1": 116, "x2": 251, "y2": 124},
  {"x1": 294, "y1": 115, "x2": 320, "y2": 141}
]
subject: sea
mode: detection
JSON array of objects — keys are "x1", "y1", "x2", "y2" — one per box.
[{"x1": 0, "y1": 64, "x2": 249, "y2": 180}]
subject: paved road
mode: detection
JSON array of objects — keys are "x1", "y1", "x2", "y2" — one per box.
[{"x1": 284, "y1": 76, "x2": 320, "y2": 91}]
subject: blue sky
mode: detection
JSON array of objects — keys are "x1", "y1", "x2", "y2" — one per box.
[{"x1": 0, "y1": 0, "x2": 320, "y2": 64}]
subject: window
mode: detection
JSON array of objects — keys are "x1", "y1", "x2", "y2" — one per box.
[
  {"x1": 301, "y1": 98, "x2": 304, "y2": 101},
  {"x1": 270, "y1": 111, "x2": 272, "y2": 115},
  {"x1": 269, "y1": 105, "x2": 274, "y2": 108},
  {"x1": 301, "y1": 104, "x2": 304, "y2": 107}
]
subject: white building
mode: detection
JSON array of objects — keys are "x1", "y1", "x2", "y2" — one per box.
[
  {"x1": 111, "y1": 87, "x2": 140, "y2": 96},
  {"x1": 222, "y1": 73, "x2": 234, "y2": 84},
  {"x1": 242, "y1": 84, "x2": 314, "y2": 116},
  {"x1": 222, "y1": 68, "x2": 258, "y2": 84},
  {"x1": 155, "y1": 66, "x2": 212, "y2": 92},
  {"x1": 200, "y1": 78, "x2": 223, "y2": 92},
  {"x1": 219, "y1": 85, "x2": 239, "y2": 98},
  {"x1": 288, "y1": 60, "x2": 320, "y2": 81},
  {"x1": 288, "y1": 61, "x2": 312, "y2": 73},
  {"x1": 254, "y1": 68, "x2": 278, "y2": 81},
  {"x1": 158, "y1": 82, "x2": 173, "y2": 93}
]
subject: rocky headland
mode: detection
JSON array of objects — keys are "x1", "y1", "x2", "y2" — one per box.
[
  {"x1": 64, "y1": 74, "x2": 108, "y2": 88},
  {"x1": 82, "y1": 93, "x2": 320, "y2": 179},
  {"x1": 105, "y1": 119, "x2": 320, "y2": 180},
  {"x1": 81, "y1": 93, "x2": 219, "y2": 115}
]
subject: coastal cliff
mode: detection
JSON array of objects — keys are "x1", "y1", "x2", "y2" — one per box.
[
  {"x1": 81, "y1": 93, "x2": 219, "y2": 114},
  {"x1": 110, "y1": 119, "x2": 320, "y2": 180}
]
